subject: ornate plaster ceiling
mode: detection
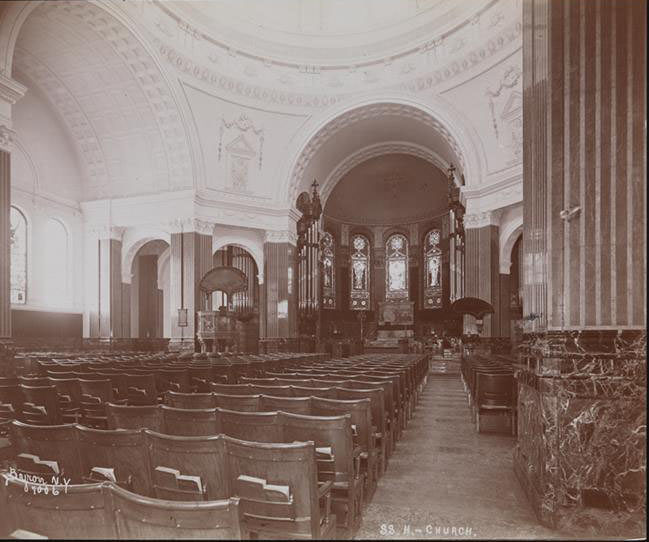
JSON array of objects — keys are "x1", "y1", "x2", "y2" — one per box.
[
  {"x1": 13, "y1": 0, "x2": 193, "y2": 200},
  {"x1": 324, "y1": 153, "x2": 448, "y2": 225},
  {"x1": 162, "y1": 0, "x2": 492, "y2": 65}
]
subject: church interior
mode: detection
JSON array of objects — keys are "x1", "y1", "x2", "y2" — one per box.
[{"x1": 0, "y1": 0, "x2": 645, "y2": 539}]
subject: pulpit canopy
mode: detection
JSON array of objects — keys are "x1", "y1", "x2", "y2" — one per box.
[
  {"x1": 199, "y1": 266, "x2": 248, "y2": 296},
  {"x1": 450, "y1": 297, "x2": 495, "y2": 319}
]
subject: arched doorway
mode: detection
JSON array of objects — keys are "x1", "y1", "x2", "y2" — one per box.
[
  {"x1": 213, "y1": 245, "x2": 260, "y2": 352},
  {"x1": 508, "y1": 234, "x2": 523, "y2": 346},
  {"x1": 130, "y1": 239, "x2": 170, "y2": 340}
]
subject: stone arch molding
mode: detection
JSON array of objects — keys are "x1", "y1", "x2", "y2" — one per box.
[
  {"x1": 213, "y1": 237, "x2": 264, "y2": 285},
  {"x1": 122, "y1": 228, "x2": 172, "y2": 285},
  {"x1": 280, "y1": 91, "x2": 487, "y2": 205}
]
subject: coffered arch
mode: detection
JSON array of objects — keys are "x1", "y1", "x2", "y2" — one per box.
[{"x1": 3, "y1": 0, "x2": 197, "y2": 199}]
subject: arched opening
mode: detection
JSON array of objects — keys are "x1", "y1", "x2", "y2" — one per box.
[
  {"x1": 508, "y1": 234, "x2": 523, "y2": 346},
  {"x1": 213, "y1": 245, "x2": 260, "y2": 353},
  {"x1": 129, "y1": 239, "x2": 170, "y2": 339}
]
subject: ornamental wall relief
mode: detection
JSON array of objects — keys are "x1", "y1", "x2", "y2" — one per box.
[
  {"x1": 216, "y1": 114, "x2": 264, "y2": 193},
  {"x1": 486, "y1": 66, "x2": 522, "y2": 166}
]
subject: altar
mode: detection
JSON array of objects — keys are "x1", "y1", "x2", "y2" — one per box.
[{"x1": 378, "y1": 300, "x2": 414, "y2": 326}]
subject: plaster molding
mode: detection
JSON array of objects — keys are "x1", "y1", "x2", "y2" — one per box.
[
  {"x1": 150, "y1": 2, "x2": 522, "y2": 106},
  {"x1": 0, "y1": 72, "x2": 27, "y2": 105},
  {"x1": 264, "y1": 230, "x2": 297, "y2": 245},
  {"x1": 0, "y1": 124, "x2": 14, "y2": 152}
]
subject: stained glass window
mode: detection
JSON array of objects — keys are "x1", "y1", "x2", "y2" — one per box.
[
  {"x1": 385, "y1": 234, "x2": 408, "y2": 299},
  {"x1": 44, "y1": 218, "x2": 69, "y2": 306},
  {"x1": 424, "y1": 229, "x2": 442, "y2": 308},
  {"x1": 350, "y1": 234, "x2": 370, "y2": 310},
  {"x1": 10, "y1": 206, "x2": 27, "y2": 304},
  {"x1": 321, "y1": 231, "x2": 335, "y2": 308}
]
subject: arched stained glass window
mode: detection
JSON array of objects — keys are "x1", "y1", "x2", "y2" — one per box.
[
  {"x1": 321, "y1": 231, "x2": 335, "y2": 309},
  {"x1": 424, "y1": 229, "x2": 442, "y2": 308},
  {"x1": 385, "y1": 233, "x2": 408, "y2": 299},
  {"x1": 44, "y1": 218, "x2": 69, "y2": 306},
  {"x1": 350, "y1": 234, "x2": 370, "y2": 310},
  {"x1": 10, "y1": 206, "x2": 27, "y2": 304}
]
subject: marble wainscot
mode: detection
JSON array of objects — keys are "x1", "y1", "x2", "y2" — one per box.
[{"x1": 513, "y1": 330, "x2": 646, "y2": 537}]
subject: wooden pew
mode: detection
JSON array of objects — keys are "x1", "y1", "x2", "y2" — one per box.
[
  {"x1": 111, "y1": 484, "x2": 244, "y2": 539},
  {"x1": 312, "y1": 396, "x2": 378, "y2": 502},
  {"x1": 0, "y1": 474, "x2": 116, "y2": 539},
  {"x1": 161, "y1": 405, "x2": 221, "y2": 437},
  {"x1": 279, "y1": 411, "x2": 363, "y2": 535},
  {"x1": 76, "y1": 425, "x2": 152, "y2": 495},
  {"x1": 9, "y1": 421, "x2": 82, "y2": 483},
  {"x1": 225, "y1": 436, "x2": 336, "y2": 540},
  {"x1": 213, "y1": 392, "x2": 261, "y2": 412},
  {"x1": 106, "y1": 403, "x2": 163, "y2": 432}
]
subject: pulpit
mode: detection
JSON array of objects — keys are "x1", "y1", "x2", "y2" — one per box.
[
  {"x1": 195, "y1": 266, "x2": 248, "y2": 353},
  {"x1": 197, "y1": 309, "x2": 238, "y2": 353}
]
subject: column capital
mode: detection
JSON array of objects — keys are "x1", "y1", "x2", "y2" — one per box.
[
  {"x1": 167, "y1": 218, "x2": 215, "y2": 235},
  {"x1": 264, "y1": 229, "x2": 297, "y2": 245},
  {"x1": 91, "y1": 225, "x2": 125, "y2": 241},
  {"x1": 464, "y1": 209, "x2": 502, "y2": 229}
]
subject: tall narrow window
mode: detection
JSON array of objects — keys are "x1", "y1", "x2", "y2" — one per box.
[
  {"x1": 321, "y1": 231, "x2": 335, "y2": 308},
  {"x1": 44, "y1": 218, "x2": 69, "y2": 307},
  {"x1": 424, "y1": 229, "x2": 442, "y2": 308},
  {"x1": 350, "y1": 234, "x2": 370, "y2": 310},
  {"x1": 10, "y1": 206, "x2": 27, "y2": 304},
  {"x1": 385, "y1": 233, "x2": 408, "y2": 299}
]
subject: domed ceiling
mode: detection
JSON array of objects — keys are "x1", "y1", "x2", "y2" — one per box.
[
  {"x1": 160, "y1": 0, "x2": 493, "y2": 65},
  {"x1": 324, "y1": 153, "x2": 448, "y2": 225}
]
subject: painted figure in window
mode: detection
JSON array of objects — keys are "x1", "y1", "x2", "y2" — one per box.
[
  {"x1": 323, "y1": 257, "x2": 333, "y2": 288},
  {"x1": 427, "y1": 254, "x2": 441, "y2": 288},
  {"x1": 352, "y1": 260, "x2": 367, "y2": 290},
  {"x1": 388, "y1": 259, "x2": 406, "y2": 291}
]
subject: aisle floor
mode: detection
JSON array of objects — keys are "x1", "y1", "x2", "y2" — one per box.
[{"x1": 354, "y1": 371, "x2": 584, "y2": 540}]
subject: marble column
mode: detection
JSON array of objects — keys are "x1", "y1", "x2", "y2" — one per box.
[
  {"x1": 516, "y1": 0, "x2": 646, "y2": 534},
  {"x1": 464, "y1": 211, "x2": 502, "y2": 338},
  {"x1": 168, "y1": 220, "x2": 213, "y2": 351},
  {"x1": 87, "y1": 227, "x2": 130, "y2": 346},
  {"x1": 262, "y1": 230, "x2": 297, "y2": 340}
]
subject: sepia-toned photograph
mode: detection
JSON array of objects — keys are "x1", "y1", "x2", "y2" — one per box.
[{"x1": 0, "y1": 0, "x2": 645, "y2": 540}]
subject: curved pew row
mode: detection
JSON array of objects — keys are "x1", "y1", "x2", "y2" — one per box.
[
  {"x1": 1, "y1": 470, "x2": 239, "y2": 539},
  {"x1": 8, "y1": 403, "x2": 364, "y2": 536},
  {"x1": 4, "y1": 425, "x2": 336, "y2": 539}
]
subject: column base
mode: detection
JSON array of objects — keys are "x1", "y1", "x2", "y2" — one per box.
[{"x1": 514, "y1": 330, "x2": 646, "y2": 537}]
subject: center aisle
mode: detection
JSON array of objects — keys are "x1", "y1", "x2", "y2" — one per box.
[{"x1": 354, "y1": 370, "x2": 560, "y2": 540}]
